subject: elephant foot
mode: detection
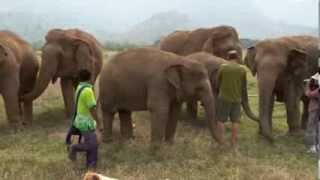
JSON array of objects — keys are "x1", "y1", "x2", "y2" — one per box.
[
  {"x1": 301, "y1": 120, "x2": 308, "y2": 130},
  {"x1": 258, "y1": 132, "x2": 274, "y2": 144},
  {"x1": 164, "y1": 138, "x2": 175, "y2": 145},
  {"x1": 102, "y1": 133, "x2": 113, "y2": 144},
  {"x1": 288, "y1": 128, "x2": 303, "y2": 137},
  {"x1": 188, "y1": 117, "x2": 198, "y2": 122},
  {"x1": 9, "y1": 123, "x2": 24, "y2": 133},
  {"x1": 120, "y1": 135, "x2": 135, "y2": 143},
  {"x1": 22, "y1": 121, "x2": 32, "y2": 127},
  {"x1": 103, "y1": 137, "x2": 113, "y2": 144}
]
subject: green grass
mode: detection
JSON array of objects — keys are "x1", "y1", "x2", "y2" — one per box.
[{"x1": 0, "y1": 68, "x2": 317, "y2": 180}]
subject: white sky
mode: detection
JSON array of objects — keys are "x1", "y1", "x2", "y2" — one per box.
[{"x1": 1, "y1": 0, "x2": 318, "y2": 27}]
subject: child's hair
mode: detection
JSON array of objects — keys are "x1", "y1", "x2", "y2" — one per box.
[{"x1": 78, "y1": 69, "x2": 91, "y2": 82}]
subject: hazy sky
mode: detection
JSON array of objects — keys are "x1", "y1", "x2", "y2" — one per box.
[{"x1": 1, "y1": 0, "x2": 318, "y2": 28}]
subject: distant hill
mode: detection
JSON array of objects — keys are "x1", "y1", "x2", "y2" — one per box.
[
  {"x1": 113, "y1": 10, "x2": 317, "y2": 44},
  {"x1": 109, "y1": 11, "x2": 191, "y2": 44},
  {"x1": 0, "y1": 2, "x2": 317, "y2": 46}
]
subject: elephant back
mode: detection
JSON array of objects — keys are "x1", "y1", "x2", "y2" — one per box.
[
  {"x1": 0, "y1": 30, "x2": 34, "y2": 64},
  {"x1": 160, "y1": 30, "x2": 190, "y2": 54}
]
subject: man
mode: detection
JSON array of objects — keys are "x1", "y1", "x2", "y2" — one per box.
[
  {"x1": 216, "y1": 50, "x2": 247, "y2": 148},
  {"x1": 67, "y1": 69, "x2": 99, "y2": 170}
]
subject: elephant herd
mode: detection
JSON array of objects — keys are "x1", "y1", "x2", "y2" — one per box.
[{"x1": 0, "y1": 25, "x2": 319, "y2": 144}]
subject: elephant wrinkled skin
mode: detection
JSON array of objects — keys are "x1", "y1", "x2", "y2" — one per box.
[
  {"x1": 160, "y1": 25, "x2": 242, "y2": 63},
  {"x1": 0, "y1": 30, "x2": 39, "y2": 127},
  {"x1": 23, "y1": 29, "x2": 103, "y2": 121},
  {"x1": 99, "y1": 48, "x2": 222, "y2": 144},
  {"x1": 244, "y1": 36, "x2": 320, "y2": 141}
]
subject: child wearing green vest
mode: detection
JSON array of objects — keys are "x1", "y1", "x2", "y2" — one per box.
[{"x1": 66, "y1": 69, "x2": 98, "y2": 170}]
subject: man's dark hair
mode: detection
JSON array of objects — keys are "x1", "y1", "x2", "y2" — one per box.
[{"x1": 78, "y1": 69, "x2": 91, "y2": 82}]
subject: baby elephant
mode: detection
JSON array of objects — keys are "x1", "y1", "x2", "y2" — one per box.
[
  {"x1": 0, "y1": 31, "x2": 39, "y2": 127},
  {"x1": 99, "y1": 48, "x2": 222, "y2": 144}
]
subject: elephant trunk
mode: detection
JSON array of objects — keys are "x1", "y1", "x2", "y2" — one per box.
[
  {"x1": 241, "y1": 81, "x2": 259, "y2": 122},
  {"x1": 200, "y1": 83, "x2": 223, "y2": 144},
  {"x1": 258, "y1": 73, "x2": 277, "y2": 141},
  {"x1": 24, "y1": 44, "x2": 59, "y2": 100}
]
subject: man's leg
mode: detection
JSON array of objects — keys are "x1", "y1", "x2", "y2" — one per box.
[
  {"x1": 69, "y1": 131, "x2": 97, "y2": 162},
  {"x1": 217, "y1": 121, "x2": 226, "y2": 145},
  {"x1": 231, "y1": 122, "x2": 240, "y2": 147},
  {"x1": 216, "y1": 97, "x2": 229, "y2": 146},
  {"x1": 304, "y1": 111, "x2": 317, "y2": 148},
  {"x1": 230, "y1": 102, "x2": 241, "y2": 148},
  {"x1": 85, "y1": 132, "x2": 98, "y2": 170}
]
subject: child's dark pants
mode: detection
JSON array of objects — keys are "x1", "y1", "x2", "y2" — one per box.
[{"x1": 70, "y1": 131, "x2": 98, "y2": 168}]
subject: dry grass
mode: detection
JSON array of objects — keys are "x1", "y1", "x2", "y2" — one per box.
[{"x1": 0, "y1": 52, "x2": 317, "y2": 180}]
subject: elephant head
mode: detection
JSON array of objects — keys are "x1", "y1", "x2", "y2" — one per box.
[
  {"x1": 244, "y1": 41, "x2": 308, "y2": 140},
  {"x1": 165, "y1": 60, "x2": 222, "y2": 143},
  {"x1": 0, "y1": 44, "x2": 9, "y2": 65},
  {"x1": 0, "y1": 43, "x2": 18, "y2": 73},
  {"x1": 23, "y1": 29, "x2": 98, "y2": 101},
  {"x1": 202, "y1": 26, "x2": 243, "y2": 63}
]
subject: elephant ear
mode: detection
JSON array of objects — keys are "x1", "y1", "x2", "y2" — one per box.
[
  {"x1": 202, "y1": 37, "x2": 215, "y2": 54},
  {"x1": 0, "y1": 43, "x2": 9, "y2": 65},
  {"x1": 245, "y1": 46, "x2": 257, "y2": 76},
  {"x1": 165, "y1": 65, "x2": 182, "y2": 90},
  {"x1": 73, "y1": 39, "x2": 95, "y2": 75},
  {"x1": 0, "y1": 44, "x2": 8, "y2": 57},
  {"x1": 287, "y1": 48, "x2": 308, "y2": 76}
]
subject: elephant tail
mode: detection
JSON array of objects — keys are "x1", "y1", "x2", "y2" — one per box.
[
  {"x1": 242, "y1": 84, "x2": 259, "y2": 122},
  {"x1": 95, "y1": 96, "x2": 104, "y2": 131}
]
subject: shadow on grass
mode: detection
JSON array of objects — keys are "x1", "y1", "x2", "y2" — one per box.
[
  {"x1": 33, "y1": 107, "x2": 66, "y2": 129},
  {"x1": 0, "y1": 106, "x2": 67, "y2": 138}
]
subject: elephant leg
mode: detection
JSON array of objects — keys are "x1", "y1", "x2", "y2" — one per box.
[
  {"x1": 165, "y1": 102, "x2": 181, "y2": 143},
  {"x1": 150, "y1": 107, "x2": 169, "y2": 143},
  {"x1": 268, "y1": 95, "x2": 274, "y2": 132},
  {"x1": 286, "y1": 97, "x2": 301, "y2": 134},
  {"x1": 118, "y1": 110, "x2": 133, "y2": 140},
  {"x1": 186, "y1": 99, "x2": 198, "y2": 122},
  {"x1": 2, "y1": 79, "x2": 21, "y2": 128},
  {"x1": 301, "y1": 97, "x2": 309, "y2": 130},
  {"x1": 61, "y1": 77, "x2": 75, "y2": 121},
  {"x1": 258, "y1": 93, "x2": 274, "y2": 141},
  {"x1": 22, "y1": 100, "x2": 33, "y2": 126},
  {"x1": 102, "y1": 110, "x2": 115, "y2": 143}
]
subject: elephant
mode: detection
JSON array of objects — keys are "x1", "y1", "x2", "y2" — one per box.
[
  {"x1": 244, "y1": 36, "x2": 320, "y2": 141},
  {"x1": 23, "y1": 28, "x2": 103, "y2": 121},
  {"x1": 159, "y1": 25, "x2": 243, "y2": 63},
  {"x1": 99, "y1": 48, "x2": 222, "y2": 144},
  {"x1": 0, "y1": 30, "x2": 39, "y2": 127},
  {"x1": 186, "y1": 52, "x2": 258, "y2": 122}
]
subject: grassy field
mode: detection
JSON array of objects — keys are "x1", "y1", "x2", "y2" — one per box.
[{"x1": 0, "y1": 53, "x2": 317, "y2": 180}]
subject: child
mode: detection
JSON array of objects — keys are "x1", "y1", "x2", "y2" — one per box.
[
  {"x1": 67, "y1": 69, "x2": 99, "y2": 170},
  {"x1": 304, "y1": 77, "x2": 320, "y2": 153}
]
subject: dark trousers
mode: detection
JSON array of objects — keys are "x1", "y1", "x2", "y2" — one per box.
[
  {"x1": 71, "y1": 131, "x2": 98, "y2": 168},
  {"x1": 65, "y1": 127, "x2": 82, "y2": 145}
]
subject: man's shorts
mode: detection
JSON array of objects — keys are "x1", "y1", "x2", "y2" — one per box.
[{"x1": 216, "y1": 97, "x2": 241, "y2": 123}]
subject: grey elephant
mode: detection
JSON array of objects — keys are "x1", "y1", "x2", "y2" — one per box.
[
  {"x1": 186, "y1": 52, "x2": 258, "y2": 122},
  {"x1": 0, "y1": 30, "x2": 39, "y2": 127},
  {"x1": 23, "y1": 29, "x2": 103, "y2": 121},
  {"x1": 160, "y1": 26, "x2": 243, "y2": 121},
  {"x1": 244, "y1": 36, "x2": 320, "y2": 141},
  {"x1": 160, "y1": 25, "x2": 243, "y2": 63},
  {"x1": 99, "y1": 48, "x2": 222, "y2": 144}
]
